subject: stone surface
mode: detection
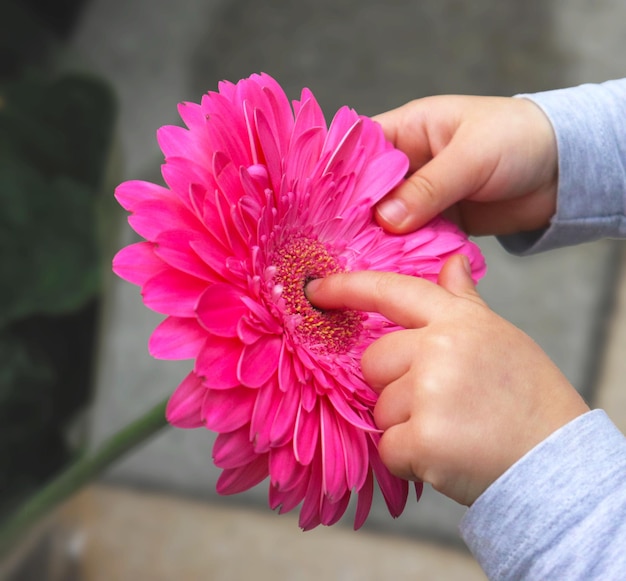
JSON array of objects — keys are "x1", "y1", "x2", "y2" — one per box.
[
  {"x1": 55, "y1": 485, "x2": 486, "y2": 581},
  {"x1": 65, "y1": 0, "x2": 626, "y2": 573}
]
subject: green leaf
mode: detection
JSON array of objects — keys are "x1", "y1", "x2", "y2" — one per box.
[
  {"x1": 0, "y1": 72, "x2": 117, "y2": 188},
  {"x1": 0, "y1": 154, "x2": 101, "y2": 324},
  {"x1": 0, "y1": 71, "x2": 117, "y2": 325}
]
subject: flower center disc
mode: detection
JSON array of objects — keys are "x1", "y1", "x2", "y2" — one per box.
[{"x1": 274, "y1": 237, "x2": 363, "y2": 354}]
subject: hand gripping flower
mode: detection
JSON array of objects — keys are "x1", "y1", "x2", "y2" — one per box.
[{"x1": 112, "y1": 73, "x2": 486, "y2": 530}]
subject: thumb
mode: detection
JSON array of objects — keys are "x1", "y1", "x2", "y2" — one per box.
[
  {"x1": 374, "y1": 145, "x2": 465, "y2": 233},
  {"x1": 375, "y1": 136, "x2": 494, "y2": 234},
  {"x1": 437, "y1": 255, "x2": 484, "y2": 303}
]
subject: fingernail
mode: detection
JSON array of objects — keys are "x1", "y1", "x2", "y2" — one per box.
[
  {"x1": 304, "y1": 278, "x2": 321, "y2": 297},
  {"x1": 376, "y1": 198, "x2": 408, "y2": 226}
]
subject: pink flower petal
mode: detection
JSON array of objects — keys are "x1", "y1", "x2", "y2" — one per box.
[
  {"x1": 166, "y1": 372, "x2": 206, "y2": 428},
  {"x1": 112, "y1": 242, "x2": 166, "y2": 286},
  {"x1": 141, "y1": 269, "x2": 207, "y2": 317},
  {"x1": 237, "y1": 335, "x2": 282, "y2": 388},
  {"x1": 128, "y1": 198, "x2": 202, "y2": 242},
  {"x1": 269, "y1": 444, "x2": 309, "y2": 492},
  {"x1": 337, "y1": 420, "x2": 369, "y2": 491},
  {"x1": 196, "y1": 284, "x2": 248, "y2": 337},
  {"x1": 237, "y1": 317, "x2": 266, "y2": 345},
  {"x1": 278, "y1": 342, "x2": 297, "y2": 392},
  {"x1": 201, "y1": 107, "x2": 250, "y2": 166},
  {"x1": 149, "y1": 316, "x2": 206, "y2": 360},
  {"x1": 326, "y1": 386, "x2": 379, "y2": 433},
  {"x1": 268, "y1": 377, "x2": 300, "y2": 447},
  {"x1": 202, "y1": 386, "x2": 256, "y2": 432},
  {"x1": 415, "y1": 481, "x2": 424, "y2": 502},
  {"x1": 177, "y1": 101, "x2": 205, "y2": 134},
  {"x1": 319, "y1": 491, "x2": 351, "y2": 527},
  {"x1": 157, "y1": 124, "x2": 207, "y2": 163},
  {"x1": 261, "y1": 79, "x2": 294, "y2": 153},
  {"x1": 322, "y1": 117, "x2": 362, "y2": 177},
  {"x1": 299, "y1": 460, "x2": 323, "y2": 531},
  {"x1": 323, "y1": 106, "x2": 360, "y2": 154},
  {"x1": 254, "y1": 107, "x2": 282, "y2": 192},
  {"x1": 213, "y1": 426, "x2": 257, "y2": 469},
  {"x1": 284, "y1": 126, "x2": 325, "y2": 187},
  {"x1": 294, "y1": 403, "x2": 319, "y2": 466},
  {"x1": 292, "y1": 88, "x2": 326, "y2": 130},
  {"x1": 195, "y1": 336, "x2": 243, "y2": 389},
  {"x1": 153, "y1": 230, "x2": 218, "y2": 281},
  {"x1": 160, "y1": 157, "x2": 214, "y2": 205},
  {"x1": 189, "y1": 236, "x2": 230, "y2": 280},
  {"x1": 354, "y1": 469, "x2": 374, "y2": 530},
  {"x1": 249, "y1": 379, "x2": 282, "y2": 453},
  {"x1": 353, "y1": 149, "x2": 409, "y2": 204},
  {"x1": 213, "y1": 151, "x2": 243, "y2": 206},
  {"x1": 320, "y1": 399, "x2": 347, "y2": 501},
  {"x1": 239, "y1": 296, "x2": 283, "y2": 335},
  {"x1": 269, "y1": 475, "x2": 309, "y2": 514},
  {"x1": 216, "y1": 454, "x2": 269, "y2": 495},
  {"x1": 299, "y1": 379, "x2": 317, "y2": 412},
  {"x1": 115, "y1": 180, "x2": 173, "y2": 212},
  {"x1": 239, "y1": 164, "x2": 268, "y2": 202},
  {"x1": 368, "y1": 434, "x2": 408, "y2": 518}
]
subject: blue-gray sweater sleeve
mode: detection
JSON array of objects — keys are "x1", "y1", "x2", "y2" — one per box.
[
  {"x1": 463, "y1": 81, "x2": 626, "y2": 578},
  {"x1": 498, "y1": 78, "x2": 626, "y2": 255},
  {"x1": 459, "y1": 410, "x2": 626, "y2": 579}
]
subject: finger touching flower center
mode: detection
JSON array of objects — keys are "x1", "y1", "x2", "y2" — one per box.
[{"x1": 273, "y1": 237, "x2": 363, "y2": 354}]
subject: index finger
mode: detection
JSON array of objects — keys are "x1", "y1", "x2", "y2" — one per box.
[{"x1": 305, "y1": 271, "x2": 452, "y2": 329}]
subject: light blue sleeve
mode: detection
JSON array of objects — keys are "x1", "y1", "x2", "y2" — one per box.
[
  {"x1": 460, "y1": 82, "x2": 626, "y2": 578},
  {"x1": 459, "y1": 410, "x2": 626, "y2": 579},
  {"x1": 498, "y1": 78, "x2": 626, "y2": 255}
]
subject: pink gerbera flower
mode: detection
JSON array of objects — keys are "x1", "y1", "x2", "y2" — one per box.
[{"x1": 112, "y1": 73, "x2": 486, "y2": 530}]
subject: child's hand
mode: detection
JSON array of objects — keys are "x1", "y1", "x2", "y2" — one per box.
[
  {"x1": 306, "y1": 256, "x2": 589, "y2": 506},
  {"x1": 373, "y1": 96, "x2": 558, "y2": 237}
]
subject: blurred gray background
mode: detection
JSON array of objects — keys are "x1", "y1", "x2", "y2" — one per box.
[{"x1": 65, "y1": 0, "x2": 626, "y2": 576}]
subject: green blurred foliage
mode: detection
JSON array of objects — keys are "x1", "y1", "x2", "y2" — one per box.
[
  {"x1": 0, "y1": 74, "x2": 115, "y2": 325},
  {"x1": 0, "y1": 1, "x2": 117, "y2": 516}
]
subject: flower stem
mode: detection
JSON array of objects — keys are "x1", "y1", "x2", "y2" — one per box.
[{"x1": 0, "y1": 397, "x2": 169, "y2": 561}]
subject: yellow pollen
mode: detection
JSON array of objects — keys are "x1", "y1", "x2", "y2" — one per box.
[{"x1": 273, "y1": 237, "x2": 363, "y2": 353}]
